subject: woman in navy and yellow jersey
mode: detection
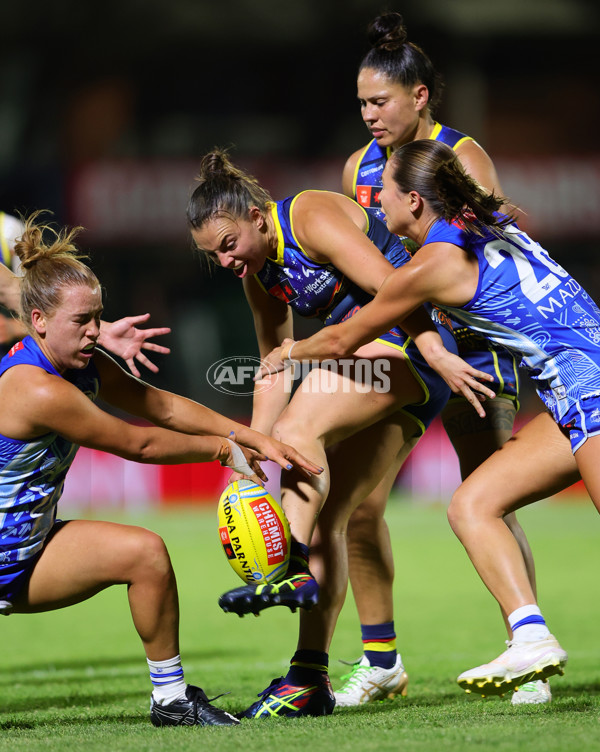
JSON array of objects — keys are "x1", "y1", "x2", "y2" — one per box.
[
  {"x1": 186, "y1": 149, "x2": 492, "y2": 719},
  {"x1": 335, "y1": 12, "x2": 546, "y2": 707}
]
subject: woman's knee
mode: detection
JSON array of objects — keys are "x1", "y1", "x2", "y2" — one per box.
[
  {"x1": 122, "y1": 527, "x2": 173, "y2": 580},
  {"x1": 272, "y1": 411, "x2": 307, "y2": 446},
  {"x1": 447, "y1": 485, "x2": 480, "y2": 535}
]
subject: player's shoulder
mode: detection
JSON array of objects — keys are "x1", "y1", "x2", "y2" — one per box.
[
  {"x1": 0, "y1": 362, "x2": 66, "y2": 409},
  {"x1": 342, "y1": 143, "x2": 372, "y2": 196}
]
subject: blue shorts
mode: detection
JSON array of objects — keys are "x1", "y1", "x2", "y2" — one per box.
[
  {"x1": 552, "y1": 390, "x2": 600, "y2": 453},
  {"x1": 0, "y1": 520, "x2": 65, "y2": 608},
  {"x1": 376, "y1": 319, "x2": 456, "y2": 438},
  {"x1": 0, "y1": 550, "x2": 42, "y2": 607},
  {"x1": 446, "y1": 325, "x2": 520, "y2": 405}
]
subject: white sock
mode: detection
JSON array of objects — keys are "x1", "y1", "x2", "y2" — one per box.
[
  {"x1": 147, "y1": 654, "x2": 187, "y2": 705},
  {"x1": 508, "y1": 604, "x2": 550, "y2": 642}
]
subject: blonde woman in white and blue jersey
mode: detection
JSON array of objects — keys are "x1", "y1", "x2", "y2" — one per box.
[
  {"x1": 335, "y1": 11, "x2": 543, "y2": 708},
  {"x1": 0, "y1": 213, "x2": 321, "y2": 728}
]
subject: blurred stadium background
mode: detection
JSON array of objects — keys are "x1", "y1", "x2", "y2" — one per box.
[{"x1": 2, "y1": 0, "x2": 599, "y2": 508}]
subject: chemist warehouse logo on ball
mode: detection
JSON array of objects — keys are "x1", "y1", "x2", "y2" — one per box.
[{"x1": 206, "y1": 356, "x2": 392, "y2": 396}]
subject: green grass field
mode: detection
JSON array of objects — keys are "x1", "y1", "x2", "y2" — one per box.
[{"x1": 0, "y1": 496, "x2": 598, "y2": 751}]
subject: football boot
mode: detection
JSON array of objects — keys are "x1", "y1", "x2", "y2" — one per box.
[
  {"x1": 218, "y1": 572, "x2": 319, "y2": 616},
  {"x1": 511, "y1": 679, "x2": 552, "y2": 705},
  {"x1": 150, "y1": 684, "x2": 239, "y2": 726},
  {"x1": 334, "y1": 655, "x2": 408, "y2": 707},
  {"x1": 238, "y1": 674, "x2": 335, "y2": 719},
  {"x1": 457, "y1": 636, "x2": 567, "y2": 696}
]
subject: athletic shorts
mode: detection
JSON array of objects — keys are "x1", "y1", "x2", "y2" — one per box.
[
  {"x1": 549, "y1": 389, "x2": 600, "y2": 453},
  {"x1": 0, "y1": 551, "x2": 42, "y2": 610},
  {"x1": 376, "y1": 320, "x2": 456, "y2": 438},
  {"x1": 446, "y1": 325, "x2": 520, "y2": 405},
  {"x1": 0, "y1": 520, "x2": 65, "y2": 611}
]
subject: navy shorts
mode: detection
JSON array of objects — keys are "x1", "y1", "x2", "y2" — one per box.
[
  {"x1": 447, "y1": 325, "x2": 520, "y2": 405},
  {"x1": 376, "y1": 321, "x2": 456, "y2": 438}
]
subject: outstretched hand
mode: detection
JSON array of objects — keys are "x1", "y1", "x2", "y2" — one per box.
[
  {"x1": 428, "y1": 349, "x2": 496, "y2": 418},
  {"x1": 231, "y1": 428, "x2": 323, "y2": 479},
  {"x1": 98, "y1": 313, "x2": 171, "y2": 378}
]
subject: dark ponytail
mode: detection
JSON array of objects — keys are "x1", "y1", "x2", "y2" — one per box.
[{"x1": 389, "y1": 140, "x2": 511, "y2": 233}]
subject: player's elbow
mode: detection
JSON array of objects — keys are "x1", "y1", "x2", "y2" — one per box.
[{"x1": 324, "y1": 330, "x2": 358, "y2": 359}]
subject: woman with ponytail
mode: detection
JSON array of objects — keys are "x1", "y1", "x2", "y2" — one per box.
[
  {"x1": 186, "y1": 148, "x2": 492, "y2": 719},
  {"x1": 258, "y1": 138, "x2": 600, "y2": 698},
  {"x1": 336, "y1": 11, "x2": 541, "y2": 707},
  {"x1": 0, "y1": 213, "x2": 321, "y2": 728}
]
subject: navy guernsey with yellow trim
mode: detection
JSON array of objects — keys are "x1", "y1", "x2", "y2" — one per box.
[
  {"x1": 352, "y1": 124, "x2": 520, "y2": 403},
  {"x1": 254, "y1": 193, "x2": 455, "y2": 437}
]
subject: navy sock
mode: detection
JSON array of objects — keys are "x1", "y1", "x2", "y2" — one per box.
[
  {"x1": 361, "y1": 622, "x2": 397, "y2": 669},
  {"x1": 285, "y1": 649, "x2": 329, "y2": 685},
  {"x1": 287, "y1": 539, "x2": 310, "y2": 575}
]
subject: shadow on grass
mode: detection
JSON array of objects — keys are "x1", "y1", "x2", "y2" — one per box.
[
  {"x1": 0, "y1": 648, "x2": 228, "y2": 685},
  {"x1": 0, "y1": 689, "x2": 147, "y2": 715},
  {"x1": 0, "y1": 709, "x2": 149, "y2": 731}
]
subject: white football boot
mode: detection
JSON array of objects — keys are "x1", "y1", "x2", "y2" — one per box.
[
  {"x1": 511, "y1": 679, "x2": 552, "y2": 705},
  {"x1": 334, "y1": 655, "x2": 408, "y2": 707},
  {"x1": 457, "y1": 636, "x2": 567, "y2": 696}
]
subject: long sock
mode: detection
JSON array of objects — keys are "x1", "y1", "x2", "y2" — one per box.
[
  {"x1": 508, "y1": 605, "x2": 550, "y2": 642},
  {"x1": 287, "y1": 539, "x2": 310, "y2": 575},
  {"x1": 147, "y1": 655, "x2": 187, "y2": 705},
  {"x1": 361, "y1": 622, "x2": 397, "y2": 669},
  {"x1": 285, "y1": 649, "x2": 328, "y2": 685}
]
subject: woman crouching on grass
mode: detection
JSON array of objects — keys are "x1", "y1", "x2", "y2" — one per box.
[{"x1": 0, "y1": 213, "x2": 321, "y2": 727}]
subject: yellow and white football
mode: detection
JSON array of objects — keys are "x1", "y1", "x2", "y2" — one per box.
[{"x1": 217, "y1": 479, "x2": 291, "y2": 584}]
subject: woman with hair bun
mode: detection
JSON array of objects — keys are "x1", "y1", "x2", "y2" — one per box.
[
  {"x1": 337, "y1": 11, "x2": 543, "y2": 707},
  {"x1": 258, "y1": 138, "x2": 596, "y2": 699},
  {"x1": 0, "y1": 213, "x2": 321, "y2": 728},
  {"x1": 0, "y1": 210, "x2": 172, "y2": 376}
]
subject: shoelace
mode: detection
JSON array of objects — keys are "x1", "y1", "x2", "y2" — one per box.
[
  {"x1": 338, "y1": 662, "x2": 373, "y2": 692},
  {"x1": 256, "y1": 677, "x2": 284, "y2": 699},
  {"x1": 205, "y1": 690, "x2": 231, "y2": 703},
  {"x1": 256, "y1": 574, "x2": 311, "y2": 595}
]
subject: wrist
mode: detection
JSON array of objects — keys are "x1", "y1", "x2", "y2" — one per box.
[
  {"x1": 281, "y1": 340, "x2": 297, "y2": 362},
  {"x1": 217, "y1": 437, "x2": 231, "y2": 465}
]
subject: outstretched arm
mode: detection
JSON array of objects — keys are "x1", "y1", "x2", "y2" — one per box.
[
  {"x1": 95, "y1": 350, "x2": 322, "y2": 478},
  {"x1": 255, "y1": 246, "x2": 495, "y2": 415},
  {"x1": 98, "y1": 313, "x2": 171, "y2": 377}
]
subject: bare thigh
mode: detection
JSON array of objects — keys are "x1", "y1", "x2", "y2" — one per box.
[
  {"x1": 321, "y1": 412, "x2": 419, "y2": 528},
  {"x1": 450, "y1": 412, "x2": 580, "y2": 520},
  {"x1": 12, "y1": 520, "x2": 171, "y2": 613},
  {"x1": 276, "y1": 342, "x2": 424, "y2": 448}
]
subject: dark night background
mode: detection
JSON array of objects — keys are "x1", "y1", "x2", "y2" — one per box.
[{"x1": 2, "y1": 0, "x2": 600, "y2": 415}]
